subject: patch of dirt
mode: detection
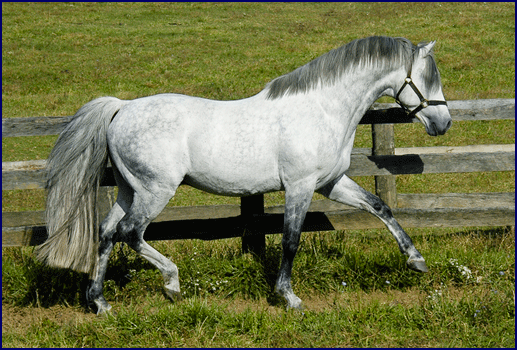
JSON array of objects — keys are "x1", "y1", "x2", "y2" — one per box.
[
  {"x1": 2, "y1": 302, "x2": 95, "y2": 336},
  {"x1": 207, "y1": 295, "x2": 284, "y2": 316},
  {"x1": 189, "y1": 287, "x2": 430, "y2": 315},
  {"x1": 300, "y1": 287, "x2": 429, "y2": 311}
]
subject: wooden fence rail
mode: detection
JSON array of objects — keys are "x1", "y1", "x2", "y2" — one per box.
[{"x1": 2, "y1": 99, "x2": 515, "y2": 252}]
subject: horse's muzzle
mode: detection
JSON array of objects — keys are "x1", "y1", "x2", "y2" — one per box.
[{"x1": 429, "y1": 118, "x2": 452, "y2": 136}]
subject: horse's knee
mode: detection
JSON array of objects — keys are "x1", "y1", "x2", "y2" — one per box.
[
  {"x1": 378, "y1": 202, "x2": 393, "y2": 217},
  {"x1": 364, "y1": 192, "x2": 393, "y2": 217}
]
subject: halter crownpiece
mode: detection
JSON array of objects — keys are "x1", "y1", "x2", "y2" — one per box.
[{"x1": 395, "y1": 63, "x2": 447, "y2": 119}]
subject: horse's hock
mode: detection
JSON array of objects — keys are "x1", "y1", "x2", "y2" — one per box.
[{"x1": 2, "y1": 99, "x2": 515, "y2": 250}]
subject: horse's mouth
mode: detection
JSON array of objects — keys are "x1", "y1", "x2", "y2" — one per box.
[
  {"x1": 415, "y1": 114, "x2": 451, "y2": 137},
  {"x1": 414, "y1": 114, "x2": 436, "y2": 136}
]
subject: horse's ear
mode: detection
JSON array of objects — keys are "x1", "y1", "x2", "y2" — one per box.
[{"x1": 418, "y1": 41, "x2": 436, "y2": 57}]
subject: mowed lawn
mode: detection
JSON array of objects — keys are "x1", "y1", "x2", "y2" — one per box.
[{"x1": 2, "y1": 2, "x2": 515, "y2": 348}]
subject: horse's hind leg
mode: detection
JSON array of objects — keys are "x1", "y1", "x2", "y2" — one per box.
[
  {"x1": 87, "y1": 201, "x2": 126, "y2": 314},
  {"x1": 87, "y1": 167, "x2": 134, "y2": 315},
  {"x1": 318, "y1": 175, "x2": 428, "y2": 272},
  {"x1": 117, "y1": 189, "x2": 182, "y2": 302}
]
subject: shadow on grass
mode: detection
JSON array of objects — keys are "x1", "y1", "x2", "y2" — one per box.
[
  {"x1": 11, "y1": 227, "x2": 511, "y2": 311},
  {"x1": 12, "y1": 243, "x2": 423, "y2": 311},
  {"x1": 18, "y1": 260, "x2": 90, "y2": 309},
  {"x1": 14, "y1": 243, "x2": 153, "y2": 311}
]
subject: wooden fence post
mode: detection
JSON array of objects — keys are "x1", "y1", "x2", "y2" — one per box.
[
  {"x1": 241, "y1": 194, "x2": 266, "y2": 257},
  {"x1": 372, "y1": 123, "x2": 397, "y2": 208}
]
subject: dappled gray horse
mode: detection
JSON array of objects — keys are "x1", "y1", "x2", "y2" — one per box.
[{"x1": 36, "y1": 36, "x2": 451, "y2": 314}]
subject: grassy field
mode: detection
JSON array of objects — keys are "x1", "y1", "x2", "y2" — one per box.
[
  {"x1": 3, "y1": 230, "x2": 515, "y2": 347},
  {"x1": 2, "y1": 2, "x2": 515, "y2": 347}
]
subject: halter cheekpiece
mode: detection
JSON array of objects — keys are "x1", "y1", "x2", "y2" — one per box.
[{"x1": 395, "y1": 59, "x2": 447, "y2": 118}]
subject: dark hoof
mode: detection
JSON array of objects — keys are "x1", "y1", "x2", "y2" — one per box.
[
  {"x1": 407, "y1": 259, "x2": 429, "y2": 273},
  {"x1": 165, "y1": 289, "x2": 183, "y2": 302}
]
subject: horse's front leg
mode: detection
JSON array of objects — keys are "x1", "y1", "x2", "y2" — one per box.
[
  {"x1": 275, "y1": 181, "x2": 314, "y2": 310},
  {"x1": 318, "y1": 174, "x2": 428, "y2": 272}
]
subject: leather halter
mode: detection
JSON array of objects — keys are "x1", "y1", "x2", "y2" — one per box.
[{"x1": 395, "y1": 61, "x2": 447, "y2": 118}]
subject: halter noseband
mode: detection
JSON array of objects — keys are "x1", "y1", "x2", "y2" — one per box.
[{"x1": 395, "y1": 61, "x2": 447, "y2": 118}]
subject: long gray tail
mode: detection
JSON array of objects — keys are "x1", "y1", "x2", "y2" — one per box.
[{"x1": 35, "y1": 97, "x2": 128, "y2": 275}]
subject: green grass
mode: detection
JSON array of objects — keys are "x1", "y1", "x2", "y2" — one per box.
[
  {"x1": 1, "y1": 2, "x2": 515, "y2": 348},
  {"x1": 2, "y1": 228, "x2": 514, "y2": 347}
]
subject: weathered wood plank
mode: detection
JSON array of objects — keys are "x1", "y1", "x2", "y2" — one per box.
[
  {"x1": 3, "y1": 148, "x2": 514, "y2": 190},
  {"x1": 446, "y1": 99, "x2": 515, "y2": 121},
  {"x1": 2, "y1": 116, "x2": 72, "y2": 137},
  {"x1": 2, "y1": 210, "x2": 46, "y2": 228},
  {"x1": 3, "y1": 192, "x2": 513, "y2": 229},
  {"x1": 2, "y1": 99, "x2": 513, "y2": 138},
  {"x1": 266, "y1": 192, "x2": 516, "y2": 213},
  {"x1": 1, "y1": 159, "x2": 46, "y2": 171},
  {"x1": 395, "y1": 144, "x2": 515, "y2": 155},
  {"x1": 3, "y1": 206, "x2": 514, "y2": 247},
  {"x1": 155, "y1": 204, "x2": 242, "y2": 222},
  {"x1": 396, "y1": 192, "x2": 515, "y2": 209},
  {"x1": 324, "y1": 207, "x2": 515, "y2": 230},
  {"x1": 1, "y1": 204, "x2": 243, "y2": 228},
  {"x1": 368, "y1": 99, "x2": 515, "y2": 122},
  {"x1": 346, "y1": 151, "x2": 515, "y2": 176},
  {"x1": 2, "y1": 160, "x2": 47, "y2": 190},
  {"x1": 3, "y1": 226, "x2": 49, "y2": 246}
]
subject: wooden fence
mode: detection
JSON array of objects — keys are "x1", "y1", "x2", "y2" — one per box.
[{"x1": 2, "y1": 99, "x2": 515, "y2": 255}]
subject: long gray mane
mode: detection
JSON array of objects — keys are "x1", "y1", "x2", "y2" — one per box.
[{"x1": 265, "y1": 36, "x2": 440, "y2": 100}]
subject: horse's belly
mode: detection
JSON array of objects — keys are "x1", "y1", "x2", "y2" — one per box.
[
  {"x1": 183, "y1": 164, "x2": 282, "y2": 196},
  {"x1": 184, "y1": 141, "x2": 282, "y2": 195}
]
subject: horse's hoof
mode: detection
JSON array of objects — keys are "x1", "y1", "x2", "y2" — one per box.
[
  {"x1": 407, "y1": 259, "x2": 429, "y2": 273},
  {"x1": 88, "y1": 297, "x2": 114, "y2": 316},
  {"x1": 288, "y1": 305, "x2": 305, "y2": 315},
  {"x1": 275, "y1": 287, "x2": 303, "y2": 312},
  {"x1": 95, "y1": 304, "x2": 116, "y2": 317},
  {"x1": 286, "y1": 298, "x2": 304, "y2": 312},
  {"x1": 286, "y1": 303, "x2": 306, "y2": 318},
  {"x1": 98, "y1": 309, "x2": 117, "y2": 317},
  {"x1": 165, "y1": 288, "x2": 183, "y2": 302}
]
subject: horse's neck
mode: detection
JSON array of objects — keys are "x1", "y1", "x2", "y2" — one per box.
[{"x1": 317, "y1": 68, "x2": 402, "y2": 127}]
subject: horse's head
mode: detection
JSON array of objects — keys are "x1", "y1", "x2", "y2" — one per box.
[{"x1": 395, "y1": 41, "x2": 452, "y2": 136}]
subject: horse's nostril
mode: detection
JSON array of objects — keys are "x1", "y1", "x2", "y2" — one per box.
[{"x1": 446, "y1": 120, "x2": 452, "y2": 130}]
